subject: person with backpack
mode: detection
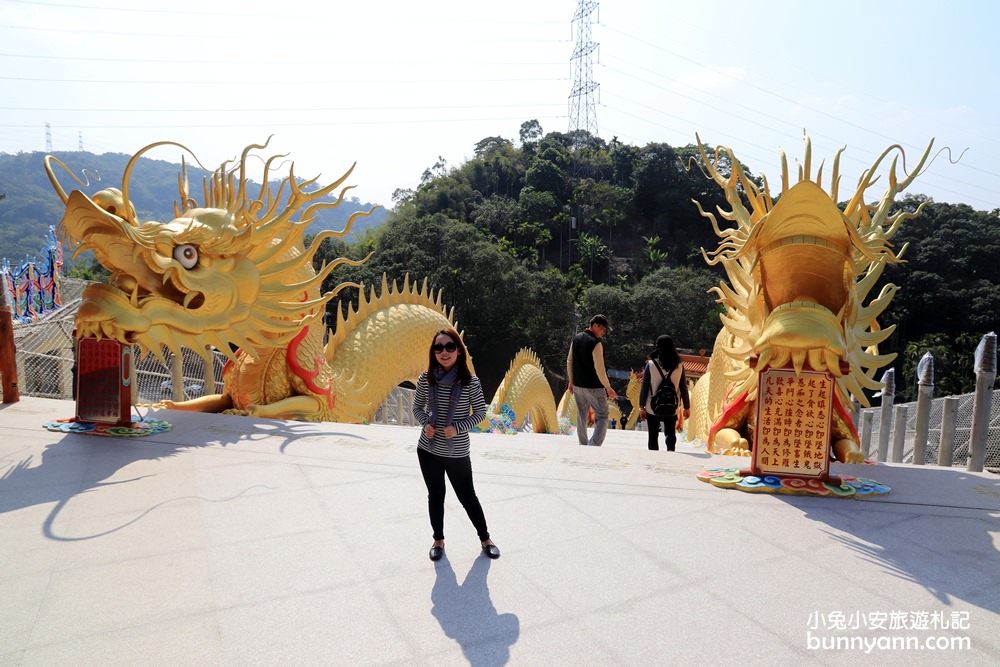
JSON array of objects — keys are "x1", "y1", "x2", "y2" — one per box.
[{"x1": 638, "y1": 335, "x2": 684, "y2": 451}]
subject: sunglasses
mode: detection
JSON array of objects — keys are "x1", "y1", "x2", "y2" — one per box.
[{"x1": 432, "y1": 342, "x2": 458, "y2": 354}]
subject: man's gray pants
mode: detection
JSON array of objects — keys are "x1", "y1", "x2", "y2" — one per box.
[{"x1": 573, "y1": 386, "x2": 610, "y2": 446}]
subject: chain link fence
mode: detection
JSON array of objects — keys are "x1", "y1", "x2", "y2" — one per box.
[
  {"x1": 11, "y1": 325, "x2": 412, "y2": 420},
  {"x1": 11, "y1": 324, "x2": 227, "y2": 405},
  {"x1": 130, "y1": 349, "x2": 226, "y2": 404},
  {"x1": 858, "y1": 391, "x2": 1000, "y2": 471},
  {"x1": 11, "y1": 318, "x2": 75, "y2": 399}
]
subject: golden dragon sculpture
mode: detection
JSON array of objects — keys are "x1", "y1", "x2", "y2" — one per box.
[
  {"x1": 486, "y1": 348, "x2": 559, "y2": 433},
  {"x1": 688, "y1": 133, "x2": 934, "y2": 463},
  {"x1": 47, "y1": 141, "x2": 481, "y2": 423}
]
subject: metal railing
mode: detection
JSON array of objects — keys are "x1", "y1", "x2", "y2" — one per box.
[
  {"x1": 372, "y1": 386, "x2": 418, "y2": 426},
  {"x1": 12, "y1": 327, "x2": 999, "y2": 471},
  {"x1": 858, "y1": 390, "x2": 1000, "y2": 471},
  {"x1": 13, "y1": 337, "x2": 414, "y2": 423},
  {"x1": 13, "y1": 336, "x2": 224, "y2": 406}
]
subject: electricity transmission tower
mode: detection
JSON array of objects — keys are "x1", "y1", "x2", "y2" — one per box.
[
  {"x1": 566, "y1": 1, "x2": 600, "y2": 269},
  {"x1": 568, "y1": 0, "x2": 599, "y2": 162}
]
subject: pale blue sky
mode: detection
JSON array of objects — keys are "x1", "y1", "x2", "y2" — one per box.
[{"x1": 2, "y1": 0, "x2": 997, "y2": 211}]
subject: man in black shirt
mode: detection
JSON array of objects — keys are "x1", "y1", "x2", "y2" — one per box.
[{"x1": 566, "y1": 314, "x2": 618, "y2": 446}]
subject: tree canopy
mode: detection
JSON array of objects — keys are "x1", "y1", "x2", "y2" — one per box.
[
  {"x1": 318, "y1": 125, "x2": 752, "y2": 396},
  {"x1": 881, "y1": 196, "x2": 1000, "y2": 399},
  {"x1": 319, "y1": 127, "x2": 998, "y2": 402}
]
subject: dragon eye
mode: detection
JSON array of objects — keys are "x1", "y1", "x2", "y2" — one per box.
[{"x1": 173, "y1": 244, "x2": 199, "y2": 269}]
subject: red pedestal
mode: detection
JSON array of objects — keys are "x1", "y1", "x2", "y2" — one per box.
[
  {"x1": 0, "y1": 307, "x2": 18, "y2": 403},
  {"x1": 76, "y1": 337, "x2": 133, "y2": 425}
]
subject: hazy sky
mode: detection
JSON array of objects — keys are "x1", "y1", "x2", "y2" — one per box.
[{"x1": 2, "y1": 0, "x2": 998, "y2": 212}]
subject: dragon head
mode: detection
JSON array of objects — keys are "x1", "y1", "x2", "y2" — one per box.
[
  {"x1": 46, "y1": 140, "x2": 374, "y2": 365},
  {"x1": 694, "y1": 132, "x2": 935, "y2": 408}
]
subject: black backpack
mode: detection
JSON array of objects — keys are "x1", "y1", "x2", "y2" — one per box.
[{"x1": 650, "y1": 360, "x2": 678, "y2": 418}]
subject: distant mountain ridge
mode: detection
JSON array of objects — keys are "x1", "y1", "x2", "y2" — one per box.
[{"x1": 0, "y1": 150, "x2": 388, "y2": 265}]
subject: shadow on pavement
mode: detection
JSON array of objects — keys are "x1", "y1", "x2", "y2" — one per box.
[{"x1": 432, "y1": 554, "x2": 520, "y2": 666}]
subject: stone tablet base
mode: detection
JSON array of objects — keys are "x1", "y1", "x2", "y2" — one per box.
[
  {"x1": 42, "y1": 417, "x2": 173, "y2": 437},
  {"x1": 697, "y1": 467, "x2": 890, "y2": 497}
]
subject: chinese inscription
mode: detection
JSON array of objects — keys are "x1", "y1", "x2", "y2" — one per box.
[{"x1": 753, "y1": 368, "x2": 833, "y2": 477}]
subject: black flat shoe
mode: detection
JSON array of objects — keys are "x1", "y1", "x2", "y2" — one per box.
[
  {"x1": 429, "y1": 546, "x2": 444, "y2": 561},
  {"x1": 482, "y1": 544, "x2": 500, "y2": 559}
]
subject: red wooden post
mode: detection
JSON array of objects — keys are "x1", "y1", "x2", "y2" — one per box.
[{"x1": 0, "y1": 288, "x2": 19, "y2": 403}]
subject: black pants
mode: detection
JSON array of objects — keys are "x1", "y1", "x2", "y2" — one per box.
[
  {"x1": 646, "y1": 413, "x2": 677, "y2": 451},
  {"x1": 418, "y1": 447, "x2": 490, "y2": 542}
]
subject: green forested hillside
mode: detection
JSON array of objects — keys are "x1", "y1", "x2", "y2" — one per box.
[
  {"x1": 880, "y1": 197, "x2": 1000, "y2": 398},
  {"x1": 4, "y1": 125, "x2": 998, "y2": 405},
  {"x1": 0, "y1": 150, "x2": 386, "y2": 264},
  {"x1": 316, "y1": 123, "x2": 1000, "y2": 402}
]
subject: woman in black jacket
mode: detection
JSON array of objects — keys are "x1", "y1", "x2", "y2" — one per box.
[{"x1": 639, "y1": 335, "x2": 684, "y2": 451}]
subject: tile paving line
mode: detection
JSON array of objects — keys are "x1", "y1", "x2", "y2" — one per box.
[
  {"x1": 469, "y1": 459, "x2": 1000, "y2": 509},
  {"x1": 154, "y1": 438, "x2": 730, "y2": 499},
  {"x1": 22, "y1": 424, "x2": 996, "y2": 512},
  {"x1": 831, "y1": 497, "x2": 1000, "y2": 513},
  {"x1": 1, "y1": 414, "x2": 769, "y2": 498},
  {"x1": 0, "y1": 438, "x2": 420, "y2": 482},
  {"x1": 185, "y1": 445, "x2": 427, "y2": 477},
  {"x1": 460, "y1": 463, "x2": 749, "y2": 499},
  {"x1": 179, "y1": 448, "x2": 713, "y2": 497}
]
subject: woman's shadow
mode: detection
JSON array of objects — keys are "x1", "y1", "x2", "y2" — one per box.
[{"x1": 431, "y1": 555, "x2": 520, "y2": 666}]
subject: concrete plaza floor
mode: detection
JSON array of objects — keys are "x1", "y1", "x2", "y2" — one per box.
[{"x1": 1, "y1": 396, "x2": 998, "y2": 666}]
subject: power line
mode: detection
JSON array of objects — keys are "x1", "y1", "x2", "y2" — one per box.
[
  {"x1": 1, "y1": 103, "x2": 567, "y2": 114},
  {"x1": 600, "y1": 23, "x2": 912, "y2": 151},
  {"x1": 7, "y1": 0, "x2": 568, "y2": 23},
  {"x1": 3, "y1": 3, "x2": 997, "y2": 210},
  {"x1": 601, "y1": 23, "x2": 1000, "y2": 164},
  {"x1": 5, "y1": 114, "x2": 569, "y2": 131},
  {"x1": 594, "y1": 23, "x2": 1000, "y2": 209},
  {"x1": 0, "y1": 75, "x2": 568, "y2": 86}
]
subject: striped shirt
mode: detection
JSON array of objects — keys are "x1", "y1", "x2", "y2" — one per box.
[{"x1": 412, "y1": 372, "x2": 487, "y2": 457}]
